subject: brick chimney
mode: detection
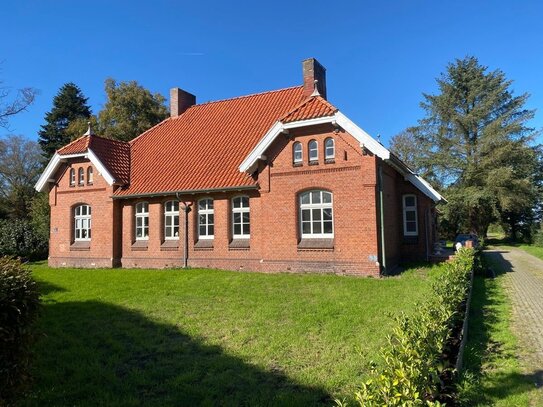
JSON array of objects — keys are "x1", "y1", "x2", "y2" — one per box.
[
  {"x1": 302, "y1": 58, "x2": 327, "y2": 99},
  {"x1": 170, "y1": 88, "x2": 196, "y2": 117}
]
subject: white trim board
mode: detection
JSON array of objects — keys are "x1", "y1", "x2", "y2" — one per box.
[
  {"x1": 34, "y1": 149, "x2": 116, "y2": 192},
  {"x1": 238, "y1": 110, "x2": 444, "y2": 203}
]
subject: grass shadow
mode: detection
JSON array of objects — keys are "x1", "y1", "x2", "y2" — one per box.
[{"x1": 23, "y1": 300, "x2": 330, "y2": 406}]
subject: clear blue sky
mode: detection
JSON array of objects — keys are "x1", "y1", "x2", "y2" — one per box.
[{"x1": 2, "y1": 0, "x2": 543, "y2": 146}]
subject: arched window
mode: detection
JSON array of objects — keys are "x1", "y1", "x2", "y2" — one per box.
[
  {"x1": 198, "y1": 198, "x2": 214, "y2": 239},
  {"x1": 69, "y1": 168, "x2": 75, "y2": 186},
  {"x1": 308, "y1": 140, "x2": 318, "y2": 162},
  {"x1": 164, "y1": 200, "x2": 179, "y2": 240},
  {"x1": 299, "y1": 190, "x2": 333, "y2": 238},
  {"x1": 78, "y1": 167, "x2": 84, "y2": 185},
  {"x1": 87, "y1": 167, "x2": 93, "y2": 185},
  {"x1": 402, "y1": 195, "x2": 418, "y2": 236},
  {"x1": 293, "y1": 142, "x2": 302, "y2": 164},
  {"x1": 325, "y1": 138, "x2": 335, "y2": 159},
  {"x1": 135, "y1": 202, "x2": 149, "y2": 240},
  {"x1": 74, "y1": 204, "x2": 91, "y2": 241},
  {"x1": 232, "y1": 196, "x2": 250, "y2": 238}
]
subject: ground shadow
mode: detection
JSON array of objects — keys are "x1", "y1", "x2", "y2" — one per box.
[
  {"x1": 23, "y1": 300, "x2": 329, "y2": 406},
  {"x1": 458, "y1": 252, "x2": 539, "y2": 405}
]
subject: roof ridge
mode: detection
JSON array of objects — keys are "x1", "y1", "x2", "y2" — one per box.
[
  {"x1": 279, "y1": 95, "x2": 338, "y2": 122},
  {"x1": 57, "y1": 134, "x2": 90, "y2": 154},
  {"x1": 186, "y1": 85, "x2": 303, "y2": 109},
  {"x1": 88, "y1": 133, "x2": 130, "y2": 146}
]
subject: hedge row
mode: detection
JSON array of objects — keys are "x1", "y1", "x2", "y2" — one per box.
[
  {"x1": 343, "y1": 248, "x2": 475, "y2": 407},
  {"x1": 0, "y1": 219, "x2": 48, "y2": 261},
  {"x1": 0, "y1": 257, "x2": 41, "y2": 404}
]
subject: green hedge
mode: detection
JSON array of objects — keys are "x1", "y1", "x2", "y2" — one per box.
[
  {"x1": 0, "y1": 219, "x2": 48, "y2": 260},
  {"x1": 341, "y1": 248, "x2": 475, "y2": 407},
  {"x1": 0, "y1": 257, "x2": 41, "y2": 404}
]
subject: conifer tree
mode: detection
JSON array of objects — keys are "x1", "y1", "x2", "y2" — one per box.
[{"x1": 38, "y1": 83, "x2": 91, "y2": 159}]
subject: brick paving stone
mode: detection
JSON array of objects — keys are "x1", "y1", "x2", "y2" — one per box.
[{"x1": 486, "y1": 247, "x2": 543, "y2": 392}]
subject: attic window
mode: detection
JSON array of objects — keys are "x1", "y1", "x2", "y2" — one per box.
[
  {"x1": 69, "y1": 169, "x2": 75, "y2": 186},
  {"x1": 293, "y1": 142, "x2": 302, "y2": 164},
  {"x1": 87, "y1": 167, "x2": 93, "y2": 185},
  {"x1": 78, "y1": 168, "x2": 84, "y2": 185},
  {"x1": 403, "y1": 195, "x2": 418, "y2": 236},
  {"x1": 308, "y1": 140, "x2": 318, "y2": 162},
  {"x1": 325, "y1": 138, "x2": 335, "y2": 159}
]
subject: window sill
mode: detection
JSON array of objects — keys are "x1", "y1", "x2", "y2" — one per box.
[
  {"x1": 161, "y1": 240, "x2": 179, "y2": 251},
  {"x1": 324, "y1": 158, "x2": 335, "y2": 164},
  {"x1": 297, "y1": 238, "x2": 334, "y2": 251},
  {"x1": 293, "y1": 162, "x2": 303, "y2": 167},
  {"x1": 131, "y1": 240, "x2": 149, "y2": 251},
  {"x1": 229, "y1": 239, "x2": 250, "y2": 250},
  {"x1": 70, "y1": 241, "x2": 90, "y2": 251},
  {"x1": 308, "y1": 160, "x2": 319, "y2": 166},
  {"x1": 194, "y1": 239, "x2": 213, "y2": 250}
]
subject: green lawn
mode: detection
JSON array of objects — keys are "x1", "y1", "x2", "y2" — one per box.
[
  {"x1": 23, "y1": 263, "x2": 439, "y2": 406},
  {"x1": 517, "y1": 244, "x2": 543, "y2": 261},
  {"x1": 457, "y1": 253, "x2": 539, "y2": 406}
]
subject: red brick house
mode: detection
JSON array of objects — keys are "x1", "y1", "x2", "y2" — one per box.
[{"x1": 35, "y1": 58, "x2": 443, "y2": 276}]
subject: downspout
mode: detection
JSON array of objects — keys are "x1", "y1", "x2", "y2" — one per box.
[
  {"x1": 425, "y1": 207, "x2": 430, "y2": 261},
  {"x1": 378, "y1": 162, "x2": 387, "y2": 275},
  {"x1": 177, "y1": 193, "x2": 193, "y2": 269}
]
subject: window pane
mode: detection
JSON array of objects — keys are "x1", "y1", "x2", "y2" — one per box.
[
  {"x1": 208, "y1": 224, "x2": 214, "y2": 236},
  {"x1": 173, "y1": 215, "x2": 179, "y2": 226},
  {"x1": 302, "y1": 222, "x2": 311, "y2": 234},
  {"x1": 313, "y1": 221, "x2": 322, "y2": 234},
  {"x1": 199, "y1": 225, "x2": 206, "y2": 236},
  {"x1": 233, "y1": 197, "x2": 240, "y2": 208},
  {"x1": 173, "y1": 226, "x2": 179, "y2": 237},
  {"x1": 323, "y1": 221, "x2": 333, "y2": 234},
  {"x1": 208, "y1": 214, "x2": 214, "y2": 225},
  {"x1": 234, "y1": 224, "x2": 241, "y2": 235},
  {"x1": 312, "y1": 208, "x2": 321, "y2": 221},
  {"x1": 243, "y1": 224, "x2": 250, "y2": 235},
  {"x1": 241, "y1": 197, "x2": 249, "y2": 207},
  {"x1": 301, "y1": 209, "x2": 310, "y2": 221},
  {"x1": 322, "y1": 192, "x2": 332, "y2": 203},
  {"x1": 165, "y1": 228, "x2": 172, "y2": 238},
  {"x1": 406, "y1": 210, "x2": 416, "y2": 221},
  {"x1": 405, "y1": 196, "x2": 415, "y2": 207},
  {"x1": 311, "y1": 191, "x2": 320, "y2": 204},
  {"x1": 406, "y1": 222, "x2": 417, "y2": 232},
  {"x1": 165, "y1": 216, "x2": 171, "y2": 226},
  {"x1": 300, "y1": 193, "x2": 310, "y2": 205},
  {"x1": 323, "y1": 208, "x2": 332, "y2": 221},
  {"x1": 199, "y1": 214, "x2": 206, "y2": 225},
  {"x1": 88, "y1": 206, "x2": 91, "y2": 215},
  {"x1": 136, "y1": 217, "x2": 142, "y2": 227},
  {"x1": 207, "y1": 199, "x2": 213, "y2": 210},
  {"x1": 233, "y1": 212, "x2": 241, "y2": 223},
  {"x1": 172, "y1": 201, "x2": 179, "y2": 211},
  {"x1": 242, "y1": 212, "x2": 250, "y2": 223}
]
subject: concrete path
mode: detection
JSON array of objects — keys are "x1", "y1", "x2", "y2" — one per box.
[{"x1": 485, "y1": 247, "x2": 543, "y2": 390}]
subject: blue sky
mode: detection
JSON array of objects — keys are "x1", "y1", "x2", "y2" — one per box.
[{"x1": 2, "y1": 0, "x2": 542, "y2": 146}]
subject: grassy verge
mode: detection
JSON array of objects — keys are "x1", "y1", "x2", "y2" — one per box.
[
  {"x1": 457, "y1": 254, "x2": 537, "y2": 406},
  {"x1": 517, "y1": 244, "x2": 543, "y2": 261},
  {"x1": 23, "y1": 263, "x2": 439, "y2": 406}
]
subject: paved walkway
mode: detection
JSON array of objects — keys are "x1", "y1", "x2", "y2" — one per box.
[{"x1": 486, "y1": 247, "x2": 543, "y2": 389}]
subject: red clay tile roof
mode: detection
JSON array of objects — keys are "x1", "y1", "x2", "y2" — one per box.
[
  {"x1": 114, "y1": 85, "x2": 305, "y2": 197},
  {"x1": 280, "y1": 96, "x2": 337, "y2": 123},
  {"x1": 57, "y1": 135, "x2": 131, "y2": 185}
]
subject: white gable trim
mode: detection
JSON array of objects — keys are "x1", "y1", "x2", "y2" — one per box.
[
  {"x1": 238, "y1": 110, "x2": 443, "y2": 203},
  {"x1": 34, "y1": 148, "x2": 116, "y2": 192}
]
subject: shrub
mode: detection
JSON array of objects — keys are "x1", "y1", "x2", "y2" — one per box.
[
  {"x1": 0, "y1": 257, "x2": 41, "y2": 404},
  {"x1": 341, "y1": 249, "x2": 475, "y2": 406},
  {"x1": 0, "y1": 218, "x2": 48, "y2": 260}
]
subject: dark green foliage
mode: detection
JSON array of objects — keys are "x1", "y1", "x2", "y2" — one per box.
[
  {"x1": 391, "y1": 57, "x2": 542, "y2": 239},
  {"x1": 0, "y1": 219, "x2": 48, "y2": 260},
  {"x1": 343, "y1": 249, "x2": 475, "y2": 406},
  {"x1": 29, "y1": 193, "x2": 50, "y2": 247},
  {"x1": 0, "y1": 257, "x2": 40, "y2": 404},
  {"x1": 38, "y1": 83, "x2": 91, "y2": 159},
  {"x1": 98, "y1": 78, "x2": 168, "y2": 141}
]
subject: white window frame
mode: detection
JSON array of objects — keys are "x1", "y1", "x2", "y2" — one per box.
[
  {"x1": 135, "y1": 202, "x2": 149, "y2": 240},
  {"x1": 299, "y1": 190, "x2": 334, "y2": 238},
  {"x1": 198, "y1": 198, "x2": 214, "y2": 240},
  {"x1": 232, "y1": 196, "x2": 250, "y2": 239},
  {"x1": 308, "y1": 140, "x2": 318, "y2": 162},
  {"x1": 87, "y1": 166, "x2": 93, "y2": 185},
  {"x1": 403, "y1": 194, "x2": 418, "y2": 236},
  {"x1": 74, "y1": 204, "x2": 91, "y2": 241},
  {"x1": 293, "y1": 142, "x2": 302, "y2": 164},
  {"x1": 69, "y1": 168, "x2": 75, "y2": 186},
  {"x1": 164, "y1": 200, "x2": 179, "y2": 240},
  {"x1": 78, "y1": 167, "x2": 84, "y2": 185},
  {"x1": 325, "y1": 137, "x2": 335, "y2": 159}
]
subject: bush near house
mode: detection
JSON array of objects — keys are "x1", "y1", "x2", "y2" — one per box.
[
  {"x1": 0, "y1": 219, "x2": 48, "y2": 261},
  {"x1": 343, "y1": 248, "x2": 475, "y2": 407},
  {"x1": 0, "y1": 257, "x2": 41, "y2": 405}
]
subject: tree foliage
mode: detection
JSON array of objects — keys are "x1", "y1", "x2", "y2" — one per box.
[
  {"x1": 38, "y1": 83, "x2": 91, "y2": 159},
  {"x1": 98, "y1": 78, "x2": 168, "y2": 141},
  {"x1": 0, "y1": 135, "x2": 42, "y2": 219},
  {"x1": 393, "y1": 57, "x2": 542, "y2": 239},
  {"x1": 0, "y1": 78, "x2": 37, "y2": 129}
]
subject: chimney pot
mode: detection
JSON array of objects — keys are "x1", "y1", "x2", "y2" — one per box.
[
  {"x1": 170, "y1": 88, "x2": 196, "y2": 117},
  {"x1": 302, "y1": 58, "x2": 327, "y2": 99}
]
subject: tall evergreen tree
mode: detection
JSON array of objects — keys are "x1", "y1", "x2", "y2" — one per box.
[
  {"x1": 403, "y1": 56, "x2": 541, "y2": 238},
  {"x1": 38, "y1": 83, "x2": 91, "y2": 159},
  {"x1": 98, "y1": 79, "x2": 168, "y2": 142}
]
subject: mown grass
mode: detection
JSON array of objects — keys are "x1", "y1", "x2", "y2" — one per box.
[
  {"x1": 457, "y1": 253, "x2": 538, "y2": 406},
  {"x1": 23, "y1": 263, "x2": 439, "y2": 406},
  {"x1": 517, "y1": 244, "x2": 543, "y2": 261}
]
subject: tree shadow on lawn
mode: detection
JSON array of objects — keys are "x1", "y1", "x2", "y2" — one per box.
[
  {"x1": 458, "y1": 252, "x2": 539, "y2": 405},
  {"x1": 25, "y1": 300, "x2": 330, "y2": 407}
]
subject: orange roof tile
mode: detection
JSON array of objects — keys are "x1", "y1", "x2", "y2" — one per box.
[
  {"x1": 280, "y1": 96, "x2": 337, "y2": 123},
  {"x1": 57, "y1": 135, "x2": 131, "y2": 185},
  {"x1": 114, "y1": 86, "x2": 305, "y2": 197}
]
